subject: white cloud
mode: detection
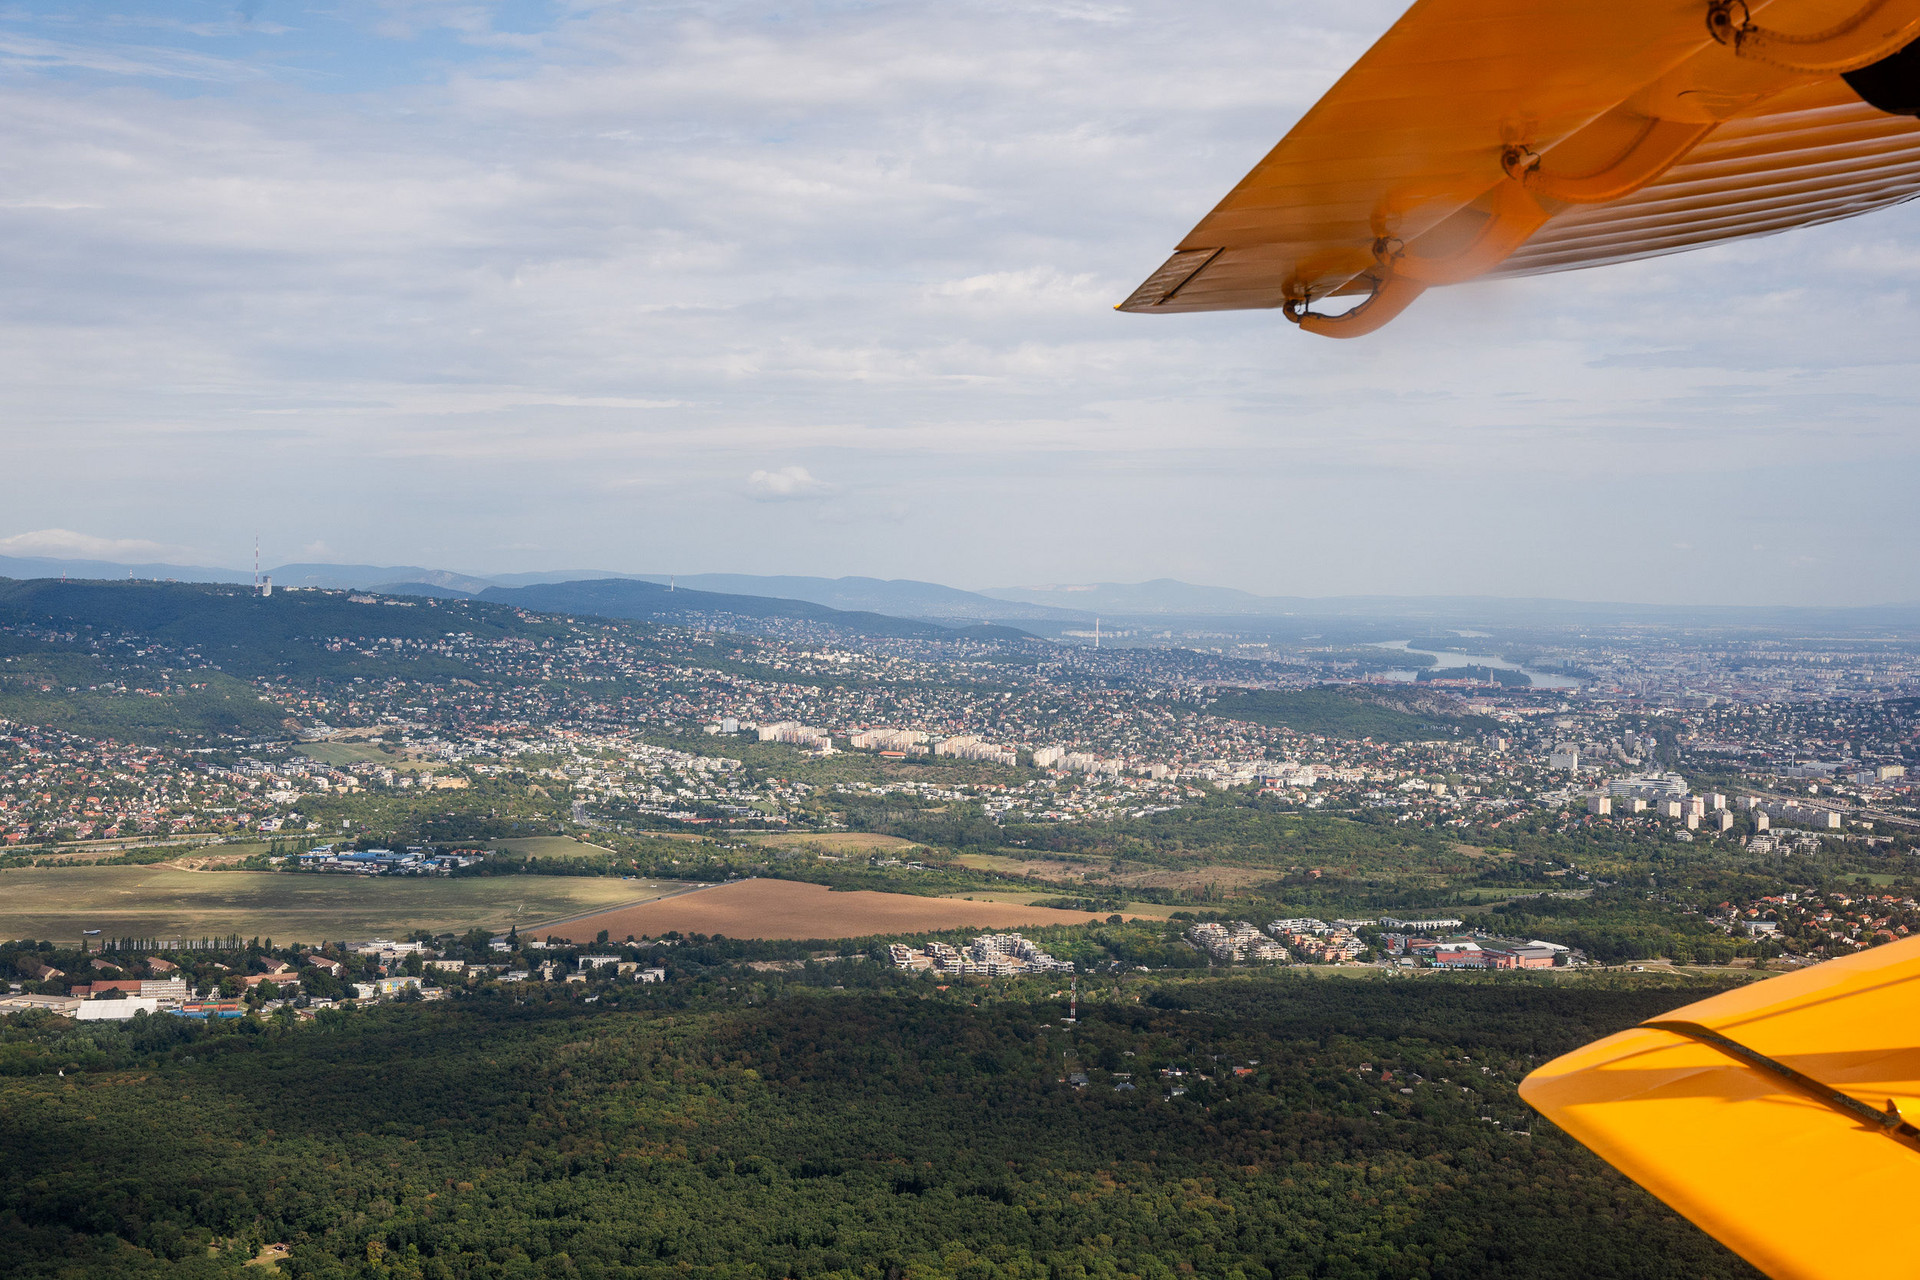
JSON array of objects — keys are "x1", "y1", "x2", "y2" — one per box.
[
  {"x1": 931, "y1": 267, "x2": 1111, "y2": 312},
  {"x1": 0, "y1": 32, "x2": 265, "y2": 82},
  {"x1": 0, "y1": 528, "x2": 194, "y2": 562},
  {"x1": 0, "y1": 1, "x2": 1911, "y2": 603},
  {"x1": 746, "y1": 466, "x2": 831, "y2": 501}
]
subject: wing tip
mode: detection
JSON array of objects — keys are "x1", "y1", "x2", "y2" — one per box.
[{"x1": 1117, "y1": 247, "x2": 1221, "y2": 311}]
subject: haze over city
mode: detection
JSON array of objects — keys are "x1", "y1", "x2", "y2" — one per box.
[{"x1": 2, "y1": 1, "x2": 1918, "y2": 605}]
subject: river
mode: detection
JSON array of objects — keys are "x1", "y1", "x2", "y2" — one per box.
[{"x1": 1371, "y1": 639, "x2": 1582, "y2": 690}]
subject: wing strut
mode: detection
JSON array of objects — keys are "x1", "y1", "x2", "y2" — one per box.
[{"x1": 1642, "y1": 1018, "x2": 1920, "y2": 1142}]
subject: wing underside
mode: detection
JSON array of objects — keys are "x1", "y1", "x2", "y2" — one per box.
[{"x1": 1123, "y1": 0, "x2": 1920, "y2": 335}]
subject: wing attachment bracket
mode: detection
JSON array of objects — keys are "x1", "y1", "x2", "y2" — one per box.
[
  {"x1": 1282, "y1": 270, "x2": 1427, "y2": 338},
  {"x1": 1283, "y1": 183, "x2": 1550, "y2": 336},
  {"x1": 1707, "y1": 0, "x2": 1920, "y2": 73},
  {"x1": 1502, "y1": 119, "x2": 1717, "y2": 204}
]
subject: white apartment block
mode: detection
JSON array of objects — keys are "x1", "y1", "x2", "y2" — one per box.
[{"x1": 850, "y1": 728, "x2": 929, "y2": 752}]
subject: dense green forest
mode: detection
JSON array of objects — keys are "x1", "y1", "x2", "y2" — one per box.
[
  {"x1": 0, "y1": 580, "x2": 573, "y2": 741},
  {"x1": 0, "y1": 642, "x2": 288, "y2": 739},
  {"x1": 0, "y1": 579, "x2": 551, "y2": 664},
  {"x1": 0, "y1": 972, "x2": 1757, "y2": 1280},
  {"x1": 476, "y1": 579, "x2": 1023, "y2": 642}
]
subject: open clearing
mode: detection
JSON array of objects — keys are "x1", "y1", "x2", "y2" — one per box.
[
  {"x1": 953, "y1": 853, "x2": 1273, "y2": 894},
  {"x1": 0, "y1": 866, "x2": 680, "y2": 943},
  {"x1": 1102, "y1": 864, "x2": 1279, "y2": 892},
  {"x1": 299, "y1": 741, "x2": 442, "y2": 771},
  {"x1": 541, "y1": 878, "x2": 1139, "y2": 943},
  {"x1": 161, "y1": 845, "x2": 273, "y2": 871},
  {"x1": 743, "y1": 832, "x2": 925, "y2": 854},
  {"x1": 955, "y1": 853, "x2": 1098, "y2": 879},
  {"x1": 485, "y1": 836, "x2": 617, "y2": 859},
  {"x1": 935, "y1": 890, "x2": 1182, "y2": 919}
]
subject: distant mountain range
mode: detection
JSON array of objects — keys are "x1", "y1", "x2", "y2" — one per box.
[
  {"x1": 618, "y1": 575, "x2": 1086, "y2": 623},
  {"x1": 981, "y1": 580, "x2": 1920, "y2": 632},
  {"x1": 266, "y1": 563, "x2": 499, "y2": 594},
  {"x1": 982, "y1": 579, "x2": 1282, "y2": 616},
  {"x1": 473, "y1": 578, "x2": 1032, "y2": 641},
  {"x1": 5, "y1": 553, "x2": 1919, "y2": 637},
  {"x1": 0, "y1": 567, "x2": 1034, "y2": 647},
  {"x1": 0, "y1": 556, "x2": 1089, "y2": 629},
  {"x1": 0, "y1": 553, "x2": 255, "y2": 586},
  {"x1": 0, "y1": 554, "x2": 500, "y2": 595}
]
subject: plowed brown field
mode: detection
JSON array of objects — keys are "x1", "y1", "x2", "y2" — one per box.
[{"x1": 536, "y1": 878, "x2": 1128, "y2": 942}]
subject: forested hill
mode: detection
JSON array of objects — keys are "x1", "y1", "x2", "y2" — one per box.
[
  {"x1": 0, "y1": 578, "x2": 553, "y2": 662},
  {"x1": 477, "y1": 578, "x2": 1031, "y2": 642},
  {"x1": 0, "y1": 578, "x2": 576, "y2": 742},
  {"x1": 0, "y1": 971, "x2": 1757, "y2": 1280},
  {"x1": 0, "y1": 575, "x2": 1027, "y2": 747},
  {"x1": 1201, "y1": 686, "x2": 1500, "y2": 742}
]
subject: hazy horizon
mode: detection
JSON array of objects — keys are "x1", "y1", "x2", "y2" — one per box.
[
  {"x1": 9, "y1": 544, "x2": 1920, "y2": 615},
  {"x1": 3, "y1": 1, "x2": 1919, "y2": 607}
]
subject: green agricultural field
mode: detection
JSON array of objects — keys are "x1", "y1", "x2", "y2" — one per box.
[{"x1": 0, "y1": 865, "x2": 682, "y2": 944}]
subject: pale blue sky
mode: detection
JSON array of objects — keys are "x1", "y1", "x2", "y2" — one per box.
[{"x1": 1, "y1": 0, "x2": 1917, "y2": 604}]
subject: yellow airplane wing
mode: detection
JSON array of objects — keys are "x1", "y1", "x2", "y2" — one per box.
[
  {"x1": 1121, "y1": 0, "x2": 1920, "y2": 336},
  {"x1": 1519, "y1": 936, "x2": 1920, "y2": 1280}
]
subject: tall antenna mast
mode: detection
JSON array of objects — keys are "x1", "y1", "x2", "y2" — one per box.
[{"x1": 253, "y1": 535, "x2": 260, "y2": 593}]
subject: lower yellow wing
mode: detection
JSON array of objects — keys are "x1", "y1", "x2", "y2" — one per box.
[{"x1": 1520, "y1": 936, "x2": 1920, "y2": 1280}]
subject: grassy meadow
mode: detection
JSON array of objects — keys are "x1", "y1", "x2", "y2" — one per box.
[
  {"x1": 0, "y1": 865, "x2": 680, "y2": 944},
  {"x1": 483, "y1": 835, "x2": 618, "y2": 858},
  {"x1": 298, "y1": 741, "x2": 444, "y2": 772},
  {"x1": 742, "y1": 832, "x2": 925, "y2": 854}
]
